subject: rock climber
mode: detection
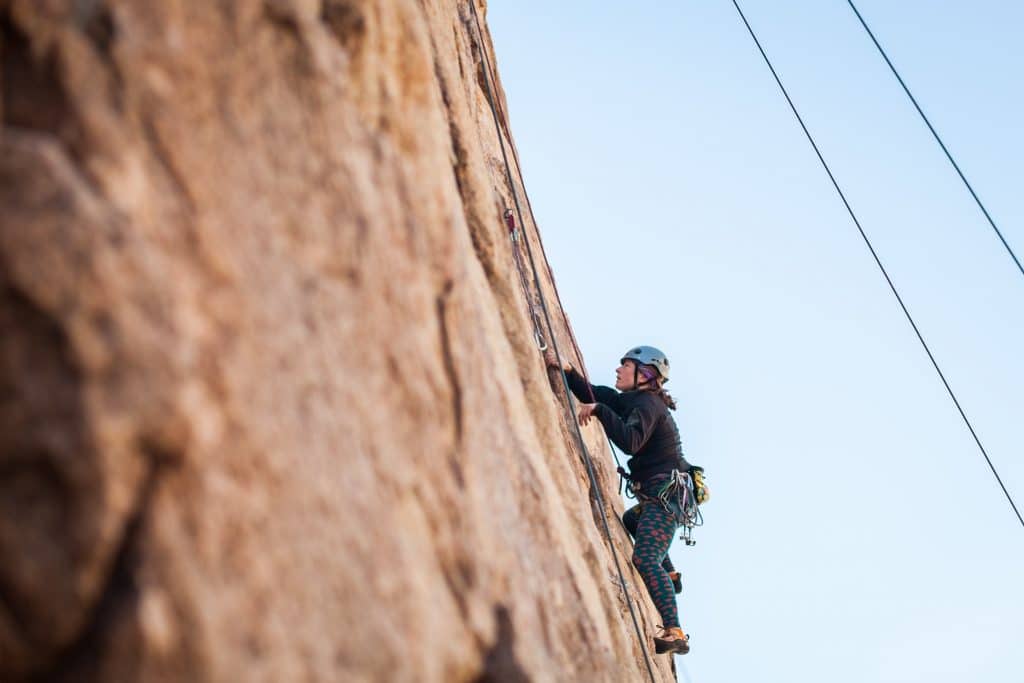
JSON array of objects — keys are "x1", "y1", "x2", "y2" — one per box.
[{"x1": 546, "y1": 345, "x2": 692, "y2": 656}]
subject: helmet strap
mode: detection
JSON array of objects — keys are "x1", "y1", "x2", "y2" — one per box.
[{"x1": 632, "y1": 364, "x2": 658, "y2": 391}]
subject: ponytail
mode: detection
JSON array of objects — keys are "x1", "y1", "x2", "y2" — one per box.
[
  {"x1": 636, "y1": 363, "x2": 677, "y2": 410},
  {"x1": 657, "y1": 387, "x2": 677, "y2": 411}
]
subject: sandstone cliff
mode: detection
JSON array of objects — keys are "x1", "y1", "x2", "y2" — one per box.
[{"x1": 0, "y1": 1, "x2": 676, "y2": 680}]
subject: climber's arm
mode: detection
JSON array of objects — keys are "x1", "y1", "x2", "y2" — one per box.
[{"x1": 590, "y1": 398, "x2": 659, "y2": 455}]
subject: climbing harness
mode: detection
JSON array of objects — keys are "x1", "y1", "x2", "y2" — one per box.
[
  {"x1": 505, "y1": 208, "x2": 547, "y2": 351},
  {"x1": 466, "y1": 3, "x2": 660, "y2": 679},
  {"x1": 625, "y1": 468, "x2": 707, "y2": 547},
  {"x1": 732, "y1": 0, "x2": 1024, "y2": 532}
]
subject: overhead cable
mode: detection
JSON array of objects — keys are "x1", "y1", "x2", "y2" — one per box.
[
  {"x1": 846, "y1": 0, "x2": 1024, "y2": 280},
  {"x1": 730, "y1": 0, "x2": 1024, "y2": 531}
]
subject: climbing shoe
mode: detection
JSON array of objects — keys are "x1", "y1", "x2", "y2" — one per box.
[
  {"x1": 653, "y1": 626, "x2": 690, "y2": 655},
  {"x1": 669, "y1": 571, "x2": 682, "y2": 595}
]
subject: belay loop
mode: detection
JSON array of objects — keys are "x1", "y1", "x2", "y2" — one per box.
[{"x1": 505, "y1": 207, "x2": 548, "y2": 351}]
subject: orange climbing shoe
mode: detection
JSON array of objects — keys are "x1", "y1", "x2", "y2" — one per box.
[
  {"x1": 653, "y1": 626, "x2": 690, "y2": 655},
  {"x1": 669, "y1": 571, "x2": 683, "y2": 595}
]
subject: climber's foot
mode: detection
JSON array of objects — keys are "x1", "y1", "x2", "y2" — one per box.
[{"x1": 653, "y1": 626, "x2": 690, "y2": 655}]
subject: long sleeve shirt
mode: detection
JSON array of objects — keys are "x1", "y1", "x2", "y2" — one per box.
[{"x1": 564, "y1": 368, "x2": 689, "y2": 484}]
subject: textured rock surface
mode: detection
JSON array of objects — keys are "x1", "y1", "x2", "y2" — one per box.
[{"x1": 0, "y1": 1, "x2": 675, "y2": 680}]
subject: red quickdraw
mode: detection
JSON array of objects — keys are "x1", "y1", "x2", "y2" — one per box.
[
  {"x1": 505, "y1": 207, "x2": 546, "y2": 351},
  {"x1": 503, "y1": 207, "x2": 515, "y2": 231}
]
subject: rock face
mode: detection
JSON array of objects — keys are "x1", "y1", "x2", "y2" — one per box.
[{"x1": 0, "y1": 1, "x2": 675, "y2": 680}]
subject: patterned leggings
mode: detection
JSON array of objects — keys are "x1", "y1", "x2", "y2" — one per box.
[
  {"x1": 622, "y1": 505, "x2": 678, "y2": 576},
  {"x1": 624, "y1": 501, "x2": 680, "y2": 628}
]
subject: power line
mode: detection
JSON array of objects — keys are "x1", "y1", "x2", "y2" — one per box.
[
  {"x1": 846, "y1": 0, "x2": 1024, "y2": 281},
  {"x1": 465, "y1": 2, "x2": 662, "y2": 680},
  {"x1": 730, "y1": 0, "x2": 1024, "y2": 531}
]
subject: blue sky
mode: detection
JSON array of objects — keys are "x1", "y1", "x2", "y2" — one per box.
[{"x1": 487, "y1": 2, "x2": 1023, "y2": 681}]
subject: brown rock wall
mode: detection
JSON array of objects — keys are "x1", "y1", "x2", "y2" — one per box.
[{"x1": 0, "y1": 1, "x2": 675, "y2": 680}]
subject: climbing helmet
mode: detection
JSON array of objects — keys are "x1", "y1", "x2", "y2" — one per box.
[{"x1": 620, "y1": 345, "x2": 670, "y2": 383}]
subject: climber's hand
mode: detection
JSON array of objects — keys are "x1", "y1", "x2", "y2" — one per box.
[
  {"x1": 577, "y1": 403, "x2": 598, "y2": 426},
  {"x1": 544, "y1": 347, "x2": 572, "y2": 372}
]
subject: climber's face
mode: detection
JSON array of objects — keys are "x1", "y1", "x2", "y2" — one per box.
[{"x1": 614, "y1": 360, "x2": 639, "y2": 391}]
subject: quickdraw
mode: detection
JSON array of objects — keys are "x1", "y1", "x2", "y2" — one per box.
[
  {"x1": 674, "y1": 469, "x2": 705, "y2": 547},
  {"x1": 505, "y1": 208, "x2": 547, "y2": 351}
]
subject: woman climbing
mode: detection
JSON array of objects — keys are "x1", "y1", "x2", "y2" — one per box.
[{"x1": 546, "y1": 345, "x2": 692, "y2": 656}]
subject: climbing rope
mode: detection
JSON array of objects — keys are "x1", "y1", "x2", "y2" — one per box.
[
  {"x1": 505, "y1": 209, "x2": 548, "y2": 351},
  {"x1": 731, "y1": 0, "x2": 1024, "y2": 531},
  {"x1": 472, "y1": 14, "x2": 629, "y2": 479},
  {"x1": 500, "y1": 100, "x2": 597, "y2": 392},
  {"x1": 846, "y1": 0, "x2": 1024, "y2": 281},
  {"x1": 503, "y1": 206, "x2": 628, "y2": 485},
  {"x1": 465, "y1": 3, "x2": 660, "y2": 680}
]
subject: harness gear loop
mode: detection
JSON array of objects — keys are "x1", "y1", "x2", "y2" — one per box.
[{"x1": 626, "y1": 469, "x2": 705, "y2": 547}]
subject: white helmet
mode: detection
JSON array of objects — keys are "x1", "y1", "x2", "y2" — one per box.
[{"x1": 621, "y1": 345, "x2": 670, "y2": 383}]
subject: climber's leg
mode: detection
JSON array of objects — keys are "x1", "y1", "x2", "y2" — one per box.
[
  {"x1": 622, "y1": 504, "x2": 641, "y2": 536},
  {"x1": 624, "y1": 503, "x2": 681, "y2": 594},
  {"x1": 632, "y1": 503, "x2": 690, "y2": 655},
  {"x1": 631, "y1": 503, "x2": 680, "y2": 628}
]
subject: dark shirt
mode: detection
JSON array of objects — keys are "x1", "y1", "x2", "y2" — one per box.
[{"x1": 564, "y1": 368, "x2": 690, "y2": 484}]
